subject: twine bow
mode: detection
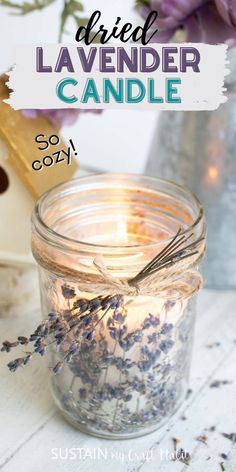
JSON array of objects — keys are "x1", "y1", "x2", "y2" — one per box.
[
  {"x1": 92, "y1": 229, "x2": 205, "y2": 301},
  {"x1": 32, "y1": 229, "x2": 206, "y2": 301}
]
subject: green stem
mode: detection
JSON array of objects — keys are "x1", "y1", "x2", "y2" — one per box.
[
  {"x1": 0, "y1": 0, "x2": 56, "y2": 15},
  {"x1": 58, "y1": 0, "x2": 67, "y2": 42}
]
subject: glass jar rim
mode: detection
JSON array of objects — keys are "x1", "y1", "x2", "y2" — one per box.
[{"x1": 32, "y1": 173, "x2": 205, "y2": 253}]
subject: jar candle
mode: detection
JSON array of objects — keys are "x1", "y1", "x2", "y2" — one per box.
[{"x1": 31, "y1": 174, "x2": 206, "y2": 439}]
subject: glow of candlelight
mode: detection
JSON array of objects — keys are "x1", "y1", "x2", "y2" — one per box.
[
  {"x1": 208, "y1": 166, "x2": 219, "y2": 182},
  {"x1": 117, "y1": 218, "x2": 128, "y2": 243}
]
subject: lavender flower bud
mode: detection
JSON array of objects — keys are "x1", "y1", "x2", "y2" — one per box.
[
  {"x1": 7, "y1": 358, "x2": 24, "y2": 372},
  {"x1": 161, "y1": 323, "x2": 174, "y2": 335},
  {"x1": 48, "y1": 312, "x2": 58, "y2": 321},
  {"x1": 1, "y1": 340, "x2": 19, "y2": 352},
  {"x1": 89, "y1": 298, "x2": 102, "y2": 311},
  {"x1": 160, "y1": 339, "x2": 174, "y2": 353},
  {"x1": 85, "y1": 331, "x2": 95, "y2": 341},
  {"x1": 53, "y1": 361, "x2": 63, "y2": 374},
  {"x1": 61, "y1": 284, "x2": 76, "y2": 300},
  {"x1": 17, "y1": 336, "x2": 28, "y2": 345}
]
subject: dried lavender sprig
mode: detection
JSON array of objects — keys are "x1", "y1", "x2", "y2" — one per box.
[
  {"x1": 2, "y1": 298, "x2": 94, "y2": 370},
  {"x1": 18, "y1": 336, "x2": 29, "y2": 345},
  {"x1": 129, "y1": 230, "x2": 204, "y2": 286},
  {"x1": 2, "y1": 230, "x2": 204, "y2": 374},
  {"x1": 49, "y1": 295, "x2": 123, "y2": 370},
  {"x1": 2, "y1": 297, "x2": 94, "y2": 353},
  {"x1": 149, "y1": 232, "x2": 197, "y2": 270},
  {"x1": 7, "y1": 358, "x2": 25, "y2": 372},
  {"x1": 141, "y1": 251, "x2": 200, "y2": 279},
  {"x1": 55, "y1": 295, "x2": 120, "y2": 343},
  {"x1": 1, "y1": 341, "x2": 19, "y2": 352},
  {"x1": 85, "y1": 303, "x2": 115, "y2": 341},
  {"x1": 2, "y1": 294, "x2": 124, "y2": 373},
  {"x1": 135, "y1": 228, "x2": 184, "y2": 276},
  {"x1": 134, "y1": 230, "x2": 203, "y2": 281},
  {"x1": 130, "y1": 232, "x2": 202, "y2": 284}
]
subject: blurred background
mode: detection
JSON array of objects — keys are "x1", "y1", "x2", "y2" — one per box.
[{"x1": 0, "y1": 0, "x2": 158, "y2": 173}]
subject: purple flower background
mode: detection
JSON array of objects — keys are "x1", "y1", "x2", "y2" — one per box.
[
  {"x1": 140, "y1": 0, "x2": 236, "y2": 45},
  {"x1": 21, "y1": 108, "x2": 101, "y2": 128}
]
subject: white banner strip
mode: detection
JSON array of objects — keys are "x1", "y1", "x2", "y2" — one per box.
[{"x1": 6, "y1": 43, "x2": 228, "y2": 111}]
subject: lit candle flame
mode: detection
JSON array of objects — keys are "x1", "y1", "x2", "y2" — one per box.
[{"x1": 117, "y1": 219, "x2": 128, "y2": 243}]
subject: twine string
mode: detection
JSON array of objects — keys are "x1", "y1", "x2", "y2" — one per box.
[{"x1": 32, "y1": 229, "x2": 206, "y2": 301}]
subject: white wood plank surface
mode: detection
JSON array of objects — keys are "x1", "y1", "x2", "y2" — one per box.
[{"x1": 0, "y1": 290, "x2": 236, "y2": 472}]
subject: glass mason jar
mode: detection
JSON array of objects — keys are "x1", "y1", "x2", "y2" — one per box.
[
  {"x1": 146, "y1": 50, "x2": 236, "y2": 289},
  {"x1": 31, "y1": 174, "x2": 206, "y2": 439}
]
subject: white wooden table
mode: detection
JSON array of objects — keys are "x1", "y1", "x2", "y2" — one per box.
[{"x1": 0, "y1": 290, "x2": 236, "y2": 472}]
